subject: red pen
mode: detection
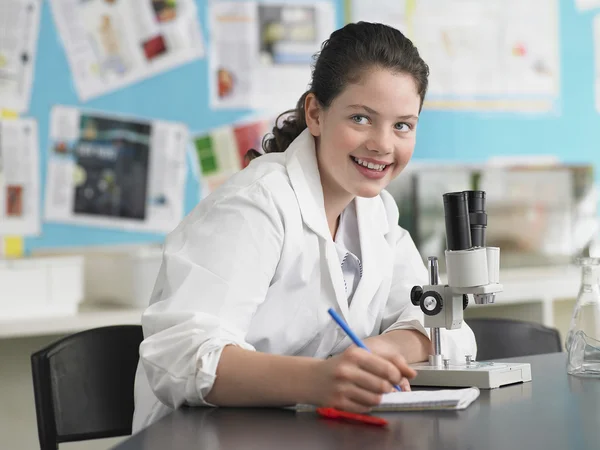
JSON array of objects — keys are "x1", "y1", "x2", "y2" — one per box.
[{"x1": 316, "y1": 408, "x2": 388, "y2": 427}]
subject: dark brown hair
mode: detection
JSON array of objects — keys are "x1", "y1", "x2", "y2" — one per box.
[{"x1": 246, "y1": 21, "x2": 429, "y2": 161}]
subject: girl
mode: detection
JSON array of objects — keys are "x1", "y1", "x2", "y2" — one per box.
[{"x1": 133, "y1": 21, "x2": 476, "y2": 431}]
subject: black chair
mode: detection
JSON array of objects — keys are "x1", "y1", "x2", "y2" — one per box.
[
  {"x1": 466, "y1": 318, "x2": 563, "y2": 361},
  {"x1": 31, "y1": 325, "x2": 143, "y2": 450}
]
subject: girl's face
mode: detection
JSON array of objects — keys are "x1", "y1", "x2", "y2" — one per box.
[{"x1": 306, "y1": 68, "x2": 421, "y2": 201}]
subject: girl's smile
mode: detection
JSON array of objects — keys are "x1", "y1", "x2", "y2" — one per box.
[{"x1": 350, "y1": 156, "x2": 393, "y2": 179}]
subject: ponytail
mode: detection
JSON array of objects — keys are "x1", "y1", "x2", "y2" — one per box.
[{"x1": 245, "y1": 91, "x2": 310, "y2": 163}]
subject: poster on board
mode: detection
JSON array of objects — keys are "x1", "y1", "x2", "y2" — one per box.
[
  {"x1": 575, "y1": 0, "x2": 600, "y2": 11},
  {"x1": 0, "y1": 118, "x2": 40, "y2": 236},
  {"x1": 0, "y1": 0, "x2": 41, "y2": 113},
  {"x1": 349, "y1": 0, "x2": 560, "y2": 112},
  {"x1": 594, "y1": 14, "x2": 600, "y2": 113},
  {"x1": 49, "y1": 0, "x2": 205, "y2": 101},
  {"x1": 192, "y1": 116, "x2": 273, "y2": 193},
  {"x1": 45, "y1": 106, "x2": 188, "y2": 233},
  {"x1": 209, "y1": 0, "x2": 336, "y2": 112}
]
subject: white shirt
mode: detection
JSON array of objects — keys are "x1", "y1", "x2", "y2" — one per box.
[
  {"x1": 132, "y1": 128, "x2": 477, "y2": 432},
  {"x1": 334, "y1": 201, "x2": 362, "y2": 304}
]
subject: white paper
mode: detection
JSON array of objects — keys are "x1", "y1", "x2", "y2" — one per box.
[
  {"x1": 350, "y1": 0, "x2": 559, "y2": 109},
  {"x1": 576, "y1": 0, "x2": 600, "y2": 11},
  {"x1": 209, "y1": 0, "x2": 336, "y2": 112},
  {"x1": 350, "y1": 0, "x2": 408, "y2": 33},
  {"x1": 595, "y1": 15, "x2": 600, "y2": 113},
  {"x1": 45, "y1": 106, "x2": 188, "y2": 234},
  {"x1": 192, "y1": 116, "x2": 274, "y2": 192},
  {"x1": 0, "y1": 118, "x2": 40, "y2": 236},
  {"x1": 0, "y1": 0, "x2": 41, "y2": 113},
  {"x1": 378, "y1": 387, "x2": 480, "y2": 410},
  {"x1": 49, "y1": 0, "x2": 205, "y2": 101}
]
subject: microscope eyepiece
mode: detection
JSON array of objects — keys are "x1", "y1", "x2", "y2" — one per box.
[
  {"x1": 465, "y1": 191, "x2": 487, "y2": 248},
  {"x1": 443, "y1": 191, "x2": 488, "y2": 251},
  {"x1": 443, "y1": 192, "x2": 472, "y2": 251}
]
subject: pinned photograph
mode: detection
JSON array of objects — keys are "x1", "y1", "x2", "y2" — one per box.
[
  {"x1": 50, "y1": 0, "x2": 205, "y2": 100},
  {"x1": 0, "y1": 118, "x2": 40, "y2": 235},
  {"x1": 46, "y1": 106, "x2": 189, "y2": 233}
]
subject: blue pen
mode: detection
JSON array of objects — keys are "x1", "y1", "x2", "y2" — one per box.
[{"x1": 327, "y1": 308, "x2": 402, "y2": 392}]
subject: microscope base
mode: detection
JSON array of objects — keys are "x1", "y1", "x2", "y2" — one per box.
[{"x1": 409, "y1": 361, "x2": 532, "y2": 389}]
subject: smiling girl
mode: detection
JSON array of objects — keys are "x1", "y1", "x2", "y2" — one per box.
[{"x1": 132, "y1": 21, "x2": 476, "y2": 431}]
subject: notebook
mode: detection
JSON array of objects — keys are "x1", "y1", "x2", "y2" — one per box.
[
  {"x1": 374, "y1": 387, "x2": 480, "y2": 411},
  {"x1": 293, "y1": 387, "x2": 479, "y2": 412}
]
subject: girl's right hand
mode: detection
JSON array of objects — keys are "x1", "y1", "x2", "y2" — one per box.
[{"x1": 308, "y1": 345, "x2": 417, "y2": 412}]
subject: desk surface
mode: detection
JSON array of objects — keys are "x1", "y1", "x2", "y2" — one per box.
[{"x1": 114, "y1": 353, "x2": 600, "y2": 450}]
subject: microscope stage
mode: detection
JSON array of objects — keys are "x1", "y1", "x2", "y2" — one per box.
[{"x1": 410, "y1": 361, "x2": 532, "y2": 389}]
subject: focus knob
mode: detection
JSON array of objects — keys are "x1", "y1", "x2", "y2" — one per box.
[
  {"x1": 420, "y1": 291, "x2": 443, "y2": 316},
  {"x1": 410, "y1": 286, "x2": 423, "y2": 306}
]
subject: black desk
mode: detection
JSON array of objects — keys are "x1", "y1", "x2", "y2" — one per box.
[{"x1": 114, "y1": 353, "x2": 600, "y2": 450}]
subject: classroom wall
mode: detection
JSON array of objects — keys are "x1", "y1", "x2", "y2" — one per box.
[
  {"x1": 415, "y1": 1, "x2": 599, "y2": 166},
  {"x1": 7, "y1": 3, "x2": 594, "y2": 449},
  {"x1": 22, "y1": 0, "x2": 600, "y2": 254},
  {"x1": 24, "y1": 0, "x2": 263, "y2": 252}
]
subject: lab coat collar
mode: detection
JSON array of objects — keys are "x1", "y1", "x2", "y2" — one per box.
[
  {"x1": 285, "y1": 128, "x2": 330, "y2": 240},
  {"x1": 349, "y1": 196, "x2": 392, "y2": 330},
  {"x1": 286, "y1": 130, "x2": 351, "y2": 318},
  {"x1": 286, "y1": 129, "x2": 392, "y2": 327}
]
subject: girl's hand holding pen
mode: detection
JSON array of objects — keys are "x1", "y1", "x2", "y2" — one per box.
[
  {"x1": 361, "y1": 338, "x2": 415, "y2": 392},
  {"x1": 308, "y1": 344, "x2": 416, "y2": 413}
]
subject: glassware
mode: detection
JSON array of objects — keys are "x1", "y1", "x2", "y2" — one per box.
[{"x1": 566, "y1": 257, "x2": 600, "y2": 377}]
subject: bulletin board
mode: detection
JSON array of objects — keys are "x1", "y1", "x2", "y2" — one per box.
[
  {"x1": 16, "y1": 0, "x2": 345, "y2": 253},
  {"x1": 8, "y1": 0, "x2": 600, "y2": 255}
]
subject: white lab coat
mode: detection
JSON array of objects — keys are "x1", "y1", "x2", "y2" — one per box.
[{"x1": 132, "y1": 128, "x2": 476, "y2": 432}]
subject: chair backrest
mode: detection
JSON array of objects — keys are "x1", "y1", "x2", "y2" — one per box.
[
  {"x1": 465, "y1": 318, "x2": 562, "y2": 361},
  {"x1": 31, "y1": 325, "x2": 143, "y2": 450}
]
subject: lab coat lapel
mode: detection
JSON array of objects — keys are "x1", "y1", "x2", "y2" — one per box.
[
  {"x1": 285, "y1": 129, "x2": 350, "y2": 319},
  {"x1": 349, "y1": 196, "x2": 391, "y2": 329}
]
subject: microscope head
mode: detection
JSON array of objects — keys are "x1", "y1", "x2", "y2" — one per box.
[
  {"x1": 443, "y1": 190, "x2": 501, "y2": 304},
  {"x1": 444, "y1": 191, "x2": 486, "y2": 250},
  {"x1": 410, "y1": 190, "x2": 502, "y2": 330}
]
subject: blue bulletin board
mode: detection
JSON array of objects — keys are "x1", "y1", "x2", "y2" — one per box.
[{"x1": 20, "y1": 0, "x2": 600, "y2": 253}]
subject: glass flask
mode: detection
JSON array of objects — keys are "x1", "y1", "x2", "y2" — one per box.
[{"x1": 566, "y1": 257, "x2": 600, "y2": 377}]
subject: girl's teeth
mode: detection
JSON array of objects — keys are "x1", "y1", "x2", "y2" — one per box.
[{"x1": 353, "y1": 157, "x2": 386, "y2": 172}]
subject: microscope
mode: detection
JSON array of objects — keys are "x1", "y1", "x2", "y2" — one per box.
[{"x1": 409, "y1": 191, "x2": 532, "y2": 389}]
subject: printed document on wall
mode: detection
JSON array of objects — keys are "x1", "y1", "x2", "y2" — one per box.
[
  {"x1": 209, "y1": 0, "x2": 336, "y2": 112},
  {"x1": 576, "y1": 0, "x2": 600, "y2": 11},
  {"x1": 0, "y1": 118, "x2": 40, "y2": 236},
  {"x1": 192, "y1": 116, "x2": 274, "y2": 193},
  {"x1": 45, "y1": 106, "x2": 188, "y2": 234},
  {"x1": 0, "y1": 0, "x2": 41, "y2": 113},
  {"x1": 49, "y1": 0, "x2": 205, "y2": 101},
  {"x1": 350, "y1": 0, "x2": 408, "y2": 33},
  {"x1": 349, "y1": 0, "x2": 560, "y2": 112},
  {"x1": 594, "y1": 15, "x2": 600, "y2": 112}
]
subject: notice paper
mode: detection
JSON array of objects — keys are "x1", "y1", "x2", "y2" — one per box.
[
  {"x1": 0, "y1": 0, "x2": 41, "y2": 113},
  {"x1": 192, "y1": 116, "x2": 273, "y2": 193},
  {"x1": 0, "y1": 118, "x2": 40, "y2": 236},
  {"x1": 209, "y1": 0, "x2": 336, "y2": 112},
  {"x1": 49, "y1": 0, "x2": 205, "y2": 101},
  {"x1": 595, "y1": 15, "x2": 600, "y2": 113},
  {"x1": 1, "y1": 236, "x2": 25, "y2": 258},
  {"x1": 350, "y1": 0, "x2": 559, "y2": 112},
  {"x1": 576, "y1": 0, "x2": 600, "y2": 11},
  {"x1": 45, "y1": 106, "x2": 189, "y2": 234}
]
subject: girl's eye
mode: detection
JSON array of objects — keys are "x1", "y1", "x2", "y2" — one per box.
[
  {"x1": 351, "y1": 115, "x2": 369, "y2": 125},
  {"x1": 395, "y1": 122, "x2": 412, "y2": 132}
]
